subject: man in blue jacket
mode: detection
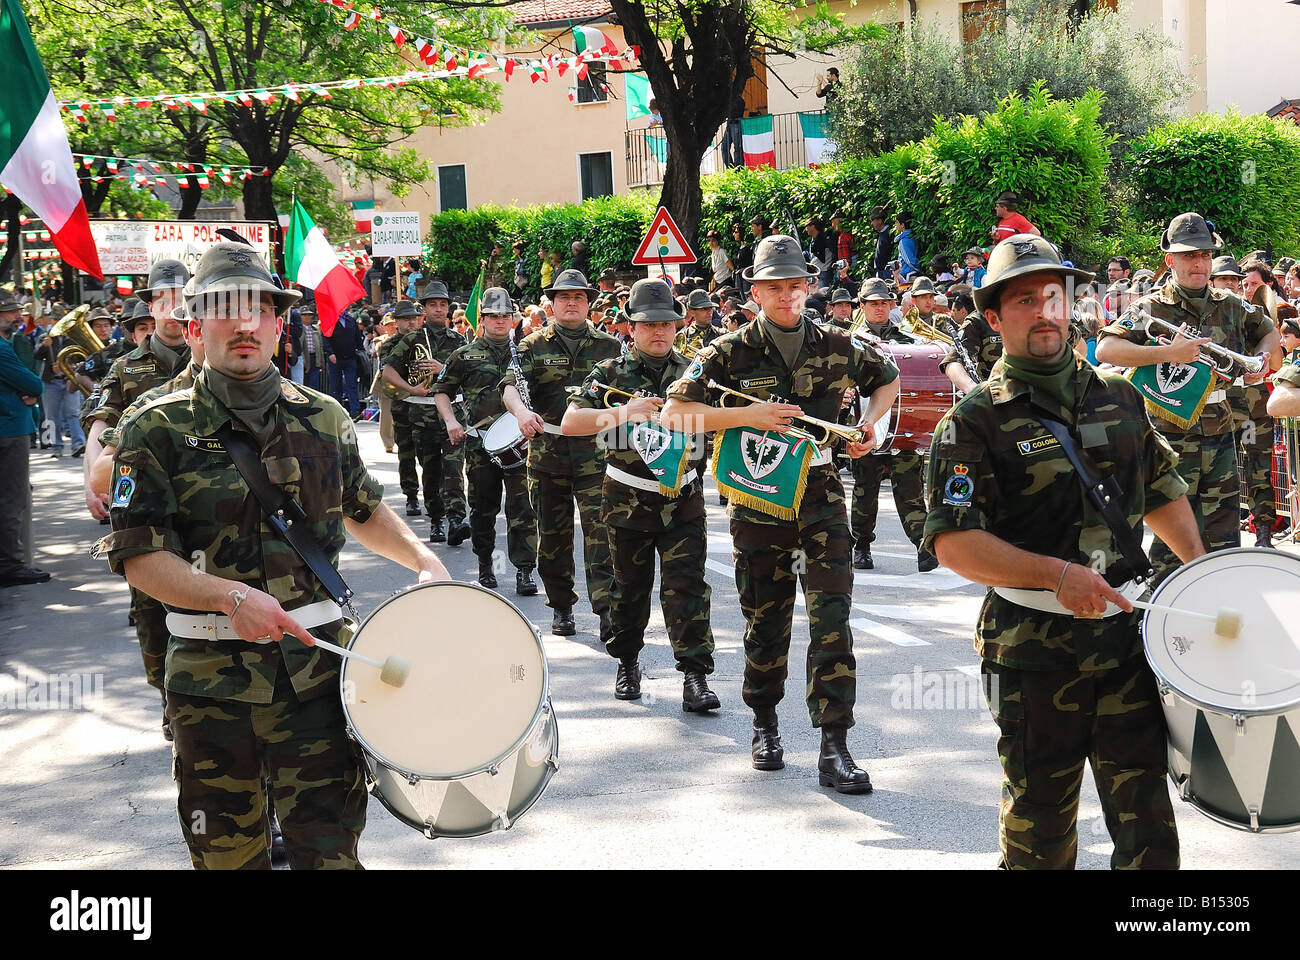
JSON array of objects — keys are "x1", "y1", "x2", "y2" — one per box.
[
  {"x1": 0, "y1": 291, "x2": 51, "y2": 586},
  {"x1": 894, "y1": 212, "x2": 920, "y2": 282}
]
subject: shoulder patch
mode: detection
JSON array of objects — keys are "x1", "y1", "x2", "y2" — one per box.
[
  {"x1": 280, "y1": 380, "x2": 311, "y2": 404},
  {"x1": 111, "y1": 465, "x2": 136, "y2": 508},
  {"x1": 942, "y1": 464, "x2": 974, "y2": 507}
]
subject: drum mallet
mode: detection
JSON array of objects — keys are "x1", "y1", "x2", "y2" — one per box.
[
  {"x1": 309, "y1": 636, "x2": 413, "y2": 688},
  {"x1": 1128, "y1": 600, "x2": 1242, "y2": 639}
]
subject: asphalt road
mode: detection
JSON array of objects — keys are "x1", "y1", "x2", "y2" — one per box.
[{"x1": 3, "y1": 423, "x2": 1298, "y2": 870}]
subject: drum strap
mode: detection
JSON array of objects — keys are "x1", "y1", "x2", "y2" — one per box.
[
  {"x1": 1035, "y1": 415, "x2": 1155, "y2": 584},
  {"x1": 216, "y1": 423, "x2": 355, "y2": 610}
]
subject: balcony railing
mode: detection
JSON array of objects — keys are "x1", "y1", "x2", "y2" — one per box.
[{"x1": 625, "y1": 110, "x2": 823, "y2": 189}]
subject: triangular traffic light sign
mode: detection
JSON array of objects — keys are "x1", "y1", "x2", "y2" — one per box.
[{"x1": 632, "y1": 206, "x2": 698, "y2": 266}]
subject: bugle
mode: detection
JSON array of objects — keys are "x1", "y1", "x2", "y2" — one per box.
[
  {"x1": 706, "y1": 379, "x2": 864, "y2": 446},
  {"x1": 1140, "y1": 311, "x2": 1266, "y2": 379}
]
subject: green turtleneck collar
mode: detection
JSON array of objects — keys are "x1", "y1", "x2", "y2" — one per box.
[
  {"x1": 205, "y1": 364, "x2": 282, "y2": 447},
  {"x1": 1001, "y1": 348, "x2": 1077, "y2": 421}
]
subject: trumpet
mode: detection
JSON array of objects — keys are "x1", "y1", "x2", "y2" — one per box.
[
  {"x1": 706, "y1": 379, "x2": 864, "y2": 446},
  {"x1": 587, "y1": 380, "x2": 656, "y2": 408},
  {"x1": 1139, "y1": 311, "x2": 1266, "y2": 379}
]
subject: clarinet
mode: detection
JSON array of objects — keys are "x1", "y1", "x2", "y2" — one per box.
[
  {"x1": 938, "y1": 316, "x2": 980, "y2": 383},
  {"x1": 508, "y1": 335, "x2": 533, "y2": 412}
]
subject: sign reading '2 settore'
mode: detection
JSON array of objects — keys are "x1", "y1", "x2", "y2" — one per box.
[
  {"x1": 89, "y1": 220, "x2": 273, "y2": 275},
  {"x1": 369, "y1": 212, "x2": 423, "y2": 258}
]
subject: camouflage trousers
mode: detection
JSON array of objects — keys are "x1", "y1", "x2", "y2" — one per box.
[
  {"x1": 167, "y1": 668, "x2": 367, "y2": 870},
  {"x1": 1234, "y1": 409, "x2": 1276, "y2": 531},
  {"x1": 1150, "y1": 432, "x2": 1238, "y2": 582},
  {"x1": 731, "y1": 517, "x2": 856, "y2": 728},
  {"x1": 466, "y1": 444, "x2": 537, "y2": 569},
  {"x1": 412, "y1": 416, "x2": 468, "y2": 523},
  {"x1": 528, "y1": 469, "x2": 615, "y2": 616},
  {"x1": 392, "y1": 400, "x2": 419, "y2": 500},
  {"x1": 981, "y1": 654, "x2": 1178, "y2": 870},
  {"x1": 604, "y1": 512, "x2": 715, "y2": 674},
  {"x1": 132, "y1": 586, "x2": 169, "y2": 691},
  {"x1": 850, "y1": 450, "x2": 927, "y2": 547}
]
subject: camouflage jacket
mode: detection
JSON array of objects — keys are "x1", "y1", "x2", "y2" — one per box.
[
  {"x1": 940, "y1": 313, "x2": 1002, "y2": 380},
  {"x1": 385, "y1": 323, "x2": 466, "y2": 424},
  {"x1": 500, "y1": 320, "x2": 623, "y2": 478},
  {"x1": 674, "y1": 321, "x2": 722, "y2": 357},
  {"x1": 83, "y1": 334, "x2": 191, "y2": 431},
  {"x1": 1097, "y1": 279, "x2": 1274, "y2": 437},
  {"x1": 100, "y1": 362, "x2": 200, "y2": 449},
  {"x1": 432, "y1": 335, "x2": 515, "y2": 445},
  {"x1": 82, "y1": 337, "x2": 131, "y2": 382},
  {"x1": 922, "y1": 355, "x2": 1188, "y2": 671},
  {"x1": 859, "y1": 319, "x2": 913, "y2": 344},
  {"x1": 100, "y1": 371, "x2": 384, "y2": 704},
  {"x1": 374, "y1": 332, "x2": 406, "y2": 400},
  {"x1": 666, "y1": 314, "x2": 899, "y2": 528},
  {"x1": 1273, "y1": 346, "x2": 1300, "y2": 389},
  {"x1": 573, "y1": 348, "x2": 706, "y2": 531}
]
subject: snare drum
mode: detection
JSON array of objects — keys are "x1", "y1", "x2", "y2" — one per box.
[
  {"x1": 871, "y1": 340, "x2": 953, "y2": 455},
  {"x1": 1143, "y1": 548, "x2": 1300, "y2": 833},
  {"x1": 482, "y1": 412, "x2": 529, "y2": 470},
  {"x1": 341, "y1": 581, "x2": 558, "y2": 839}
]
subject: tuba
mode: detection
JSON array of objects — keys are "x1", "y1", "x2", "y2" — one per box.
[{"x1": 49, "y1": 305, "x2": 103, "y2": 396}]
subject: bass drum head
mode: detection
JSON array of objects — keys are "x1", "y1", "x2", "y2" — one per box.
[
  {"x1": 366, "y1": 707, "x2": 559, "y2": 839},
  {"x1": 1144, "y1": 548, "x2": 1300, "y2": 715},
  {"x1": 342, "y1": 581, "x2": 547, "y2": 779}
]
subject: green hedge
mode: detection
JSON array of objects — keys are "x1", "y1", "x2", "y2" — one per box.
[{"x1": 1126, "y1": 110, "x2": 1300, "y2": 256}]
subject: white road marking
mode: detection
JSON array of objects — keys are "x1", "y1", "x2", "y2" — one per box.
[{"x1": 850, "y1": 618, "x2": 930, "y2": 646}]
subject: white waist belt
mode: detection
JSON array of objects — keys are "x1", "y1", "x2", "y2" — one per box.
[
  {"x1": 809, "y1": 446, "x2": 833, "y2": 467},
  {"x1": 1206, "y1": 389, "x2": 1226, "y2": 404},
  {"x1": 166, "y1": 599, "x2": 343, "y2": 643},
  {"x1": 993, "y1": 581, "x2": 1145, "y2": 618},
  {"x1": 542, "y1": 422, "x2": 564, "y2": 435},
  {"x1": 606, "y1": 464, "x2": 700, "y2": 495}
]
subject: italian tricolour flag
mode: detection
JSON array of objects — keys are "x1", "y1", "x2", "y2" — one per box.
[
  {"x1": 741, "y1": 115, "x2": 775, "y2": 169},
  {"x1": 799, "y1": 112, "x2": 834, "y2": 166},
  {"x1": 571, "y1": 26, "x2": 618, "y2": 57},
  {"x1": 0, "y1": 0, "x2": 102, "y2": 278},
  {"x1": 285, "y1": 199, "x2": 366, "y2": 337}
]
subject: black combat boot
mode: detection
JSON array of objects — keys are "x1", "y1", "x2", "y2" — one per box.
[
  {"x1": 515, "y1": 568, "x2": 538, "y2": 596},
  {"x1": 478, "y1": 561, "x2": 498, "y2": 589},
  {"x1": 428, "y1": 518, "x2": 446, "y2": 543},
  {"x1": 447, "y1": 519, "x2": 471, "y2": 546},
  {"x1": 405, "y1": 494, "x2": 421, "y2": 517},
  {"x1": 614, "y1": 658, "x2": 642, "y2": 700},
  {"x1": 853, "y1": 544, "x2": 873, "y2": 569},
  {"x1": 818, "y1": 726, "x2": 872, "y2": 794},
  {"x1": 1256, "y1": 525, "x2": 1276, "y2": 548},
  {"x1": 917, "y1": 548, "x2": 939, "y2": 572},
  {"x1": 751, "y1": 707, "x2": 784, "y2": 770},
  {"x1": 551, "y1": 605, "x2": 575, "y2": 636},
  {"x1": 682, "y1": 671, "x2": 720, "y2": 712}
]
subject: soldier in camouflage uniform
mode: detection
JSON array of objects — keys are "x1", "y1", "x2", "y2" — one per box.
[
  {"x1": 1096, "y1": 213, "x2": 1279, "y2": 579},
  {"x1": 99, "y1": 242, "x2": 446, "y2": 870},
  {"x1": 940, "y1": 301, "x2": 1002, "y2": 394},
  {"x1": 564, "y1": 278, "x2": 719, "y2": 709},
  {"x1": 847, "y1": 278, "x2": 933, "y2": 571},
  {"x1": 434, "y1": 287, "x2": 538, "y2": 595},
  {"x1": 923, "y1": 233, "x2": 1207, "y2": 869},
  {"x1": 383, "y1": 281, "x2": 470, "y2": 543},
  {"x1": 673, "y1": 289, "x2": 722, "y2": 357},
  {"x1": 823, "y1": 287, "x2": 856, "y2": 332},
  {"x1": 378, "y1": 301, "x2": 422, "y2": 515},
  {"x1": 501, "y1": 268, "x2": 623, "y2": 638},
  {"x1": 663, "y1": 235, "x2": 900, "y2": 792}
]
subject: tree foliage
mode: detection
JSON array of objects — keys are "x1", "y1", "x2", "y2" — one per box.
[{"x1": 833, "y1": 0, "x2": 1193, "y2": 159}]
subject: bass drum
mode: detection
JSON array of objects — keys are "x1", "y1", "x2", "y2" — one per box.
[
  {"x1": 341, "y1": 581, "x2": 558, "y2": 839},
  {"x1": 1143, "y1": 548, "x2": 1300, "y2": 833},
  {"x1": 871, "y1": 340, "x2": 954, "y2": 455}
]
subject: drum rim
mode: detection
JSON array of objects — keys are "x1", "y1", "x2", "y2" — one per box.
[
  {"x1": 1144, "y1": 547, "x2": 1300, "y2": 716},
  {"x1": 340, "y1": 580, "x2": 550, "y2": 781},
  {"x1": 483, "y1": 411, "x2": 525, "y2": 453}
]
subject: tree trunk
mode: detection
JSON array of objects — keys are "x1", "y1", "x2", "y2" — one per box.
[
  {"x1": 0, "y1": 194, "x2": 20, "y2": 283},
  {"x1": 658, "y1": 128, "x2": 704, "y2": 258},
  {"x1": 178, "y1": 179, "x2": 203, "y2": 219}
]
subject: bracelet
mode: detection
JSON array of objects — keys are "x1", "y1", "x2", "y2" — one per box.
[
  {"x1": 227, "y1": 586, "x2": 251, "y2": 619},
  {"x1": 1054, "y1": 562, "x2": 1072, "y2": 598}
]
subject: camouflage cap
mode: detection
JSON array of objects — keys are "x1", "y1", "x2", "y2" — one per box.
[
  {"x1": 684, "y1": 289, "x2": 715, "y2": 311},
  {"x1": 137, "y1": 258, "x2": 191, "y2": 302},
  {"x1": 909, "y1": 275, "x2": 937, "y2": 296},
  {"x1": 626, "y1": 278, "x2": 685, "y2": 324},
  {"x1": 0, "y1": 291, "x2": 20, "y2": 312},
  {"x1": 182, "y1": 242, "x2": 301, "y2": 312},
  {"x1": 973, "y1": 233, "x2": 1096, "y2": 313},
  {"x1": 1211, "y1": 256, "x2": 1245, "y2": 278},
  {"x1": 1160, "y1": 212, "x2": 1224, "y2": 254},
  {"x1": 418, "y1": 280, "x2": 450, "y2": 302},
  {"x1": 742, "y1": 234, "x2": 818, "y2": 282},
  {"x1": 858, "y1": 278, "x2": 895, "y2": 302},
  {"x1": 391, "y1": 299, "x2": 420, "y2": 319},
  {"x1": 829, "y1": 287, "x2": 855, "y2": 305},
  {"x1": 480, "y1": 286, "x2": 514, "y2": 315},
  {"x1": 543, "y1": 268, "x2": 598, "y2": 299}
]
